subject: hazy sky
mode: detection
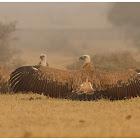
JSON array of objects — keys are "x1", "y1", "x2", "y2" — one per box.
[
  {"x1": 0, "y1": 3, "x2": 112, "y2": 29},
  {"x1": 0, "y1": 3, "x2": 131, "y2": 69}
]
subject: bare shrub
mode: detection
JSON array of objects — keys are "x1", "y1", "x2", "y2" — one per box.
[{"x1": 0, "y1": 21, "x2": 25, "y2": 70}]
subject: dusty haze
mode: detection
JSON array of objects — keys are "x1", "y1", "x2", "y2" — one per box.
[
  {"x1": 108, "y1": 3, "x2": 140, "y2": 49},
  {"x1": 0, "y1": 3, "x2": 139, "y2": 69}
]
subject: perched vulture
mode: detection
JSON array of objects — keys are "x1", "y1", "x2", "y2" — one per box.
[
  {"x1": 9, "y1": 54, "x2": 140, "y2": 101},
  {"x1": 38, "y1": 54, "x2": 49, "y2": 66}
]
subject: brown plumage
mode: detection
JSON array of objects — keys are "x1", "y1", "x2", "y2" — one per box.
[
  {"x1": 9, "y1": 55, "x2": 140, "y2": 101},
  {"x1": 82, "y1": 62, "x2": 94, "y2": 71}
]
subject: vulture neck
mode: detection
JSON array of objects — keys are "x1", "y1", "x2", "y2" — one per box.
[
  {"x1": 41, "y1": 60, "x2": 47, "y2": 66},
  {"x1": 85, "y1": 58, "x2": 90, "y2": 63}
]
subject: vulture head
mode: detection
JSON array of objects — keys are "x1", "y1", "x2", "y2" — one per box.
[
  {"x1": 40, "y1": 54, "x2": 46, "y2": 61},
  {"x1": 79, "y1": 54, "x2": 91, "y2": 63}
]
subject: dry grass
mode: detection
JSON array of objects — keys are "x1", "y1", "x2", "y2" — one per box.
[{"x1": 0, "y1": 93, "x2": 140, "y2": 138}]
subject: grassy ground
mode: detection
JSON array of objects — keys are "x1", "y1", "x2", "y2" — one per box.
[{"x1": 0, "y1": 93, "x2": 140, "y2": 138}]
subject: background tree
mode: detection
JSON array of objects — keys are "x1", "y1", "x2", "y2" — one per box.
[{"x1": 0, "y1": 21, "x2": 24, "y2": 70}]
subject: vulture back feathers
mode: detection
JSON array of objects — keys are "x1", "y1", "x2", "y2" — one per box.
[{"x1": 9, "y1": 54, "x2": 140, "y2": 101}]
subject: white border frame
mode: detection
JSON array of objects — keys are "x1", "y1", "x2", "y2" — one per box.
[{"x1": 0, "y1": 0, "x2": 140, "y2": 2}]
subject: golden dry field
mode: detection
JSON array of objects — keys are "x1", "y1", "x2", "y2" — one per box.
[{"x1": 0, "y1": 93, "x2": 140, "y2": 138}]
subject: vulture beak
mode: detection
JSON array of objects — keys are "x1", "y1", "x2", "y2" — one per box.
[{"x1": 40, "y1": 56, "x2": 43, "y2": 60}]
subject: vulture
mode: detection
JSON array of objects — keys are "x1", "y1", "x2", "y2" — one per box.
[
  {"x1": 38, "y1": 54, "x2": 49, "y2": 66},
  {"x1": 9, "y1": 54, "x2": 140, "y2": 101}
]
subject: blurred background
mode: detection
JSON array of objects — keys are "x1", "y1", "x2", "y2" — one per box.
[{"x1": 0, "y1": 2, "x2": 140, "y2": 71}]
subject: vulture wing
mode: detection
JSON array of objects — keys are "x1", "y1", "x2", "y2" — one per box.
[
  {"x1": 65, "y1": 69, "x2": 140, "y2": 101},
  {"x1": 10, "y1": 65, "x2": 77, "y2": 98},
  {"x1": 10, "y1": 66, "x2": 140, "y2": 101}
]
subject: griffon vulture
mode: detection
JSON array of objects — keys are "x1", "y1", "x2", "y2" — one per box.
[
  {"x1": 38, "y1": 54, "x2": 49, "y2": 66},
  {"x1": 9, "y1": 54, "x2": 140, "y2": 101}
]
